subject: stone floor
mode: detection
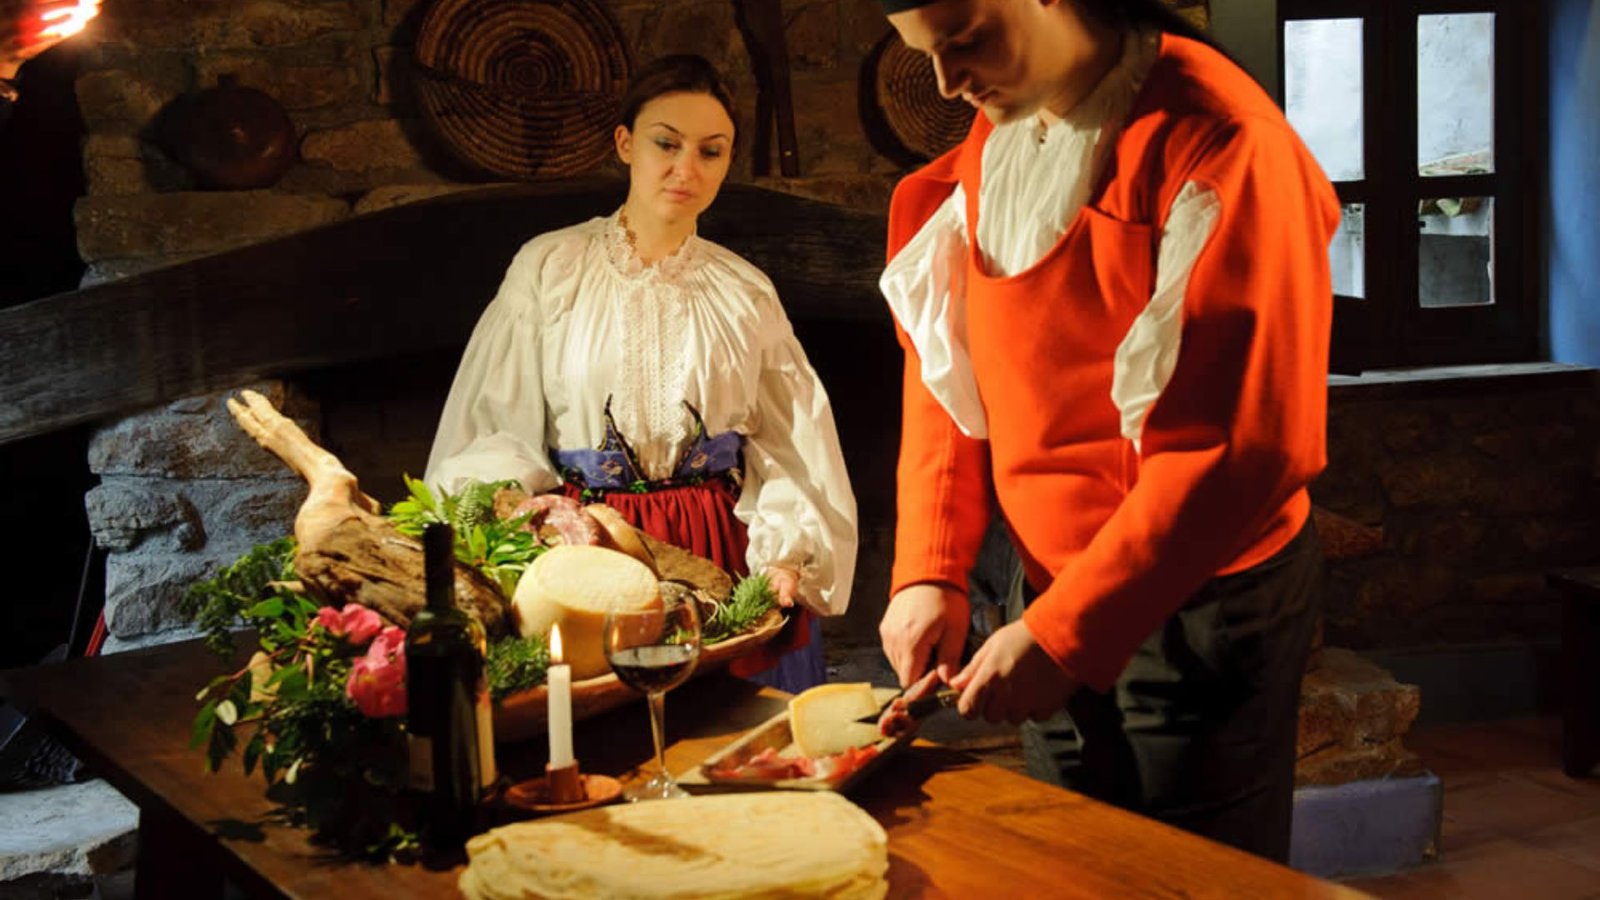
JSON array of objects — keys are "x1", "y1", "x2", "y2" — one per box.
[
  {"x1": 1347, "y1": 717, "x2": 1600, "y2": 899},
  {"x1": 0, "y1": 780, "x2": 137, "y2": 900}
]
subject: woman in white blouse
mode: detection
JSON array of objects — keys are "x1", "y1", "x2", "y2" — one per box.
[{"x1": 425, "y1": 55, "x2": 858, "y2": 693}]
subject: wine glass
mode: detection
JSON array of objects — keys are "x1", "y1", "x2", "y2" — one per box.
[{"x1": 603, "y1": 581, "x2": 702, "y2": 801}]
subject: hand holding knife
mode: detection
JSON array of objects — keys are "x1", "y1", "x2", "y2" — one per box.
[{"x1": 858, "y1": 669, "x2": 958, "y2": 737}]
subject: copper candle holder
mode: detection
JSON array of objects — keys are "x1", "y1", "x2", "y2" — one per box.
[{"x1": 544, "y1": 760, "x2": 587, "y2": 805}]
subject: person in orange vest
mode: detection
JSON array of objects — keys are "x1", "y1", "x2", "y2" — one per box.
[{"x1": 875, "y1": 0, "x2": 1340, "y2": 861}]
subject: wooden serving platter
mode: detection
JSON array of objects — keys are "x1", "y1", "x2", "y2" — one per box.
[
  {"x1": 491, "y1": 609, "x2": 787, "y2": 742},
  {"x1": 676, "y1": 686, "x2": 913, "y2": 794}
]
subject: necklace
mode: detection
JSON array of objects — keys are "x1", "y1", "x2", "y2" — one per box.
[
  {"x1": 1034, "y1": 116, "x2": 1049, "y2": 146},
  {"x1": 618, "y1": 208, "x2": 640, "y2": 251}
]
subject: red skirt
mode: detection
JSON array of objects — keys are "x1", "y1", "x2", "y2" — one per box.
[{"x1": 561, "y1": 481, "x2": 813, "y2": 680}]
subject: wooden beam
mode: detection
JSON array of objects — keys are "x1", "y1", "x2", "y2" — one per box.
[{"x1": 0, "y1": 180, "x2": 889, "y2": 446}]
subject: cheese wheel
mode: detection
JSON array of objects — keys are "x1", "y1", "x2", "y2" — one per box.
[
  {"x1": 789, "y1": 682, "x2": 883, "y2": 758},
  {"x1": 460, "y1": 792, "x2": 888, "y2": 900},
  {"x1": 512, "y1": 545, "x2": 661, "y2": 680}
]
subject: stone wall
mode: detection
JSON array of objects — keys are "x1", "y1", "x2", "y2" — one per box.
[
  {"x1": 67, "y1": 0, "x2": 1600, "y2": 669},
  {"x1": 65, "y1": 0, "x2": 1220, "y2": 651},
  {"x1": 82, "y1": 380, "x2": 317, "y2": 651},
  {"x1": 67, "y1": 0, "x2": 920, "y2": 651},
  {"x1": 71, "y1": 0, "x2": 919, "y2": 285},
  {"x1": 1316, "y1": 365, "x2": 1600, "y2": 652}
]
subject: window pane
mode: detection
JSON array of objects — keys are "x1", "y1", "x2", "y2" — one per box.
[
  {"x1": 1418, "y1": 13, "x2": 1495, "y2": 176},
  {"x1": 1418, "y1": 196, "x2": 1494, "y2": 308},
  {"x1": 1284, "y1": 18, "x2": 1364, "y2": 181},
  {"x1": 1330, "y1": 203, "x2": 1365, "y2": 298}
]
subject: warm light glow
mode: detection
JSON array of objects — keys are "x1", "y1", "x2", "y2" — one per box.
[
  {"x1": 38, "y1": 0, "x2": 102, "y2": 41},
  {"x1": 549, "y1": 624, "x2": 563, "y2": 664}
]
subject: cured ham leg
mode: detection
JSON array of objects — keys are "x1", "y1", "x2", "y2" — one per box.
[{"x1": 226, "y1": 389, "x2": 510, "y2": 636}]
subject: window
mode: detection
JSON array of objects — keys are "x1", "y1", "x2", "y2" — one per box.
[{"x1": 1277, "y1": 0, "x2": 1542, "y2": 371}]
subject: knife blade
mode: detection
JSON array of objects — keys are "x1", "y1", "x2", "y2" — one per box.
[{"x1": 854, "y1": 687, "x2": 960, "y2": 725}]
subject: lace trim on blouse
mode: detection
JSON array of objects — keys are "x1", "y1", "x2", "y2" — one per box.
[
  {"x1": 601, "y1": 208, "x2": 704, "y2": 284},
  {"x1": 603, "y1": 209, "x2": 696, "y2": 479}
]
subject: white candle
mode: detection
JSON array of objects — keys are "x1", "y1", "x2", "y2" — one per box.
[{"x1": 547, "y1": 624, "x2": 574, "y2": 769}]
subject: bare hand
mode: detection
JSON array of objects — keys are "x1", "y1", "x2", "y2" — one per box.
[
  {"x1": 877, "y1": 668, "x2": 944, "y2": 738},
  {"x1": 948, "y1": 620, "x2": 1079, "y2": 724},
  {"x1": 762, "y1": 566, "x2": 801, "y2": 608},
  {"x1": 878, "y1": 583, "x2": 969, "y2": 687}
]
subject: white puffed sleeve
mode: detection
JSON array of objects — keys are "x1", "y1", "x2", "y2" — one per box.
[
  {"x1": 425, "y1": 241, "x2": 563, "y2": 496},
  {"x1": 1110, "y1": 180, "x2": 1222, "y2": 452},
  {"x1": 876, "y1": 186, "x2": 987, "y2": 438},
  {"x1": 735, "y1": 302, "x2": 859, "y2": 617}
]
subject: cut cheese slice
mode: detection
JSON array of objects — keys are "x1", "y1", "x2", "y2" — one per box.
[
  {"x1": 512, "y1": 544, "x2": 660, "y2": 680},
  {"x1": 460, "y1": 792, "x2": 888, "y2": 900},
  {"x1": 789, "y1": 682, "x2": 883, "y2": 758}
]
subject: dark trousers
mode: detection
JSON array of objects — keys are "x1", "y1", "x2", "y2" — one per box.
[{"x1": 1009, "y1": 520, "x2": 1322, "y2": 863}]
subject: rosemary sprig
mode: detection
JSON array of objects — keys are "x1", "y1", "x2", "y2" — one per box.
[
  {"x1": 487, "y1": 634, "x2": 550, "y2": 699},
  {"x1": 703, "y1": 573, "x2": 778, "y2": 644}
]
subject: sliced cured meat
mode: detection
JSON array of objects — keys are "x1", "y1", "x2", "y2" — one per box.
[
  {"x1": 509, "y1": 493, "x2": 601, "y2": 546},
  {"x1": 878, "y1": 669, "x2": 944, "y2": 739}
]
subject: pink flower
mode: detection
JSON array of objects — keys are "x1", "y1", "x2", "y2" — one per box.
[
  {"x1": 368, "y1": 625, "x2": 406, "y2": 661},
  {"x1": 315, "y1": 604, "x2": 383, "y2": 645},
  {"x1": 346, "y1": 626, "x2": 407, "y2": 718}
]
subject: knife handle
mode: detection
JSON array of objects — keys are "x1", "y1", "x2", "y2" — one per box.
[{"x1": 904, "y1": 687, "x2": 960, "y2": 720}]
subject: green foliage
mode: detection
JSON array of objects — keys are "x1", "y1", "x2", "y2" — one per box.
[
  {"x1": 177, "y1": 474, "x2": 788, "y2": 860},
  {"x1": 486, "y1": 634, "x2": 550, "y2": 700},
  {"x1": 450, "y1": 479, "x2": 505, "y2": 535},
  {"x1": 180, "y1": 535, "x2": 419, "y2": 859},
  {"x1": 384, "y1": 474, "x2": 445, "y2": 536},
  {"x1": 703, "y1": 573, "x2": 778, "y2": 644},
  {"x1": 387, "y1": 474, "x2": 514, "y2": 539},
  {"x1": 387, "y1": 475, "x2": 544, "y2": 596},
  {"x1": 178, "y1": 537, "x2": 312, "y2": 657},
  {"x1": 187, "y1": 607, "x2": 412, "y2": 860},
  {"x1": 460, "y1": 519, "x2": 545, "y2": 598}
]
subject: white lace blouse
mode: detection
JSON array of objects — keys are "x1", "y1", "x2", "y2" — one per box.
[{"x1": 425, "y1": 211, "x2": 859, "y2": 616}]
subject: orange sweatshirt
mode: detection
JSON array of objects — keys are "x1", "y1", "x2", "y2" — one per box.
[{"x1": 886, "y1": 35, "x2": 1341, "y2": 692}]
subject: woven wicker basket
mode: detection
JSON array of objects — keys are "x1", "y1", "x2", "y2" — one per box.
[
  {"x1": 869, "y1": 31, "x2": 974, "y2": 162},
  {"x1": 414, "y1": 0, "x2": 632, "y2": 180}
]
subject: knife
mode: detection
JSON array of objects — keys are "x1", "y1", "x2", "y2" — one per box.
[{"x1": 854, "y1": 687, "x2": 961, "y2": 725}]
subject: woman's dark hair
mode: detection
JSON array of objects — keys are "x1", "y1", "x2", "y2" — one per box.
[{"x1": 616, "y1": 54, "x2": 739, "y2": 147}]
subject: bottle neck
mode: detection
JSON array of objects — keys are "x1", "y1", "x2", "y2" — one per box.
[{"x1": 422, "y1": 522, "x2": 455, "y2": 614}]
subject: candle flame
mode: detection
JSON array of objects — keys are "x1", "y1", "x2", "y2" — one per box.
[
  {"x1": 549, "y1": 624, "x2": 563, "y2": 664},
  {"x1": 38, "y1": 0, "x2": 102, "y2": 41}
]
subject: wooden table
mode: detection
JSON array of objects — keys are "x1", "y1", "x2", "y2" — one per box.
[
  {"x1": 1, "y1": 639, "x2": 1366, "y2": 899},
  {"x1": 1547, "y1": 568, "x2": 1600, "y2": 777}
]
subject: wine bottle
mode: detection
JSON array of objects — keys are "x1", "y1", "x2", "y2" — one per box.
[{"x1": 406, "y1": 521, "x2": 496, "y2": 849}]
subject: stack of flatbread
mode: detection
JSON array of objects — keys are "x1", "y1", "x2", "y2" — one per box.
[{"x1": 459, "y1": 792, "x2": 889, "y2": 899}]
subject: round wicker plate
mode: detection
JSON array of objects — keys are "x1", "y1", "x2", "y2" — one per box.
[
  {"x1": 414, "y1": 0, "x2": 632, "y2": 180},
  {"x1": 869, "y1": 30, "x2": 974, "y2": 162}
]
